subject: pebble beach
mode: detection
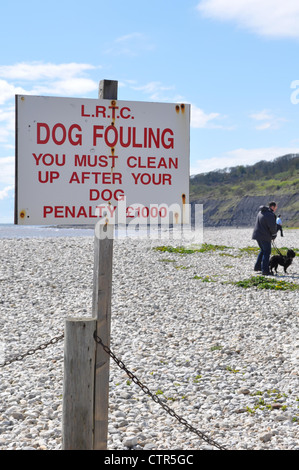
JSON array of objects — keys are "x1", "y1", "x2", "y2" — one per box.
[{"x1": 0, "y1": 227, "x2": 298, "y2": 451}]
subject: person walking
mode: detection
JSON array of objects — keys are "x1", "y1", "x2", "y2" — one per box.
[
  {"x1": 276, "y1": 214, "x2": 283, "y2": 237},
  {"x1": 252, "y1": 201, "x2": 277, "y2": 275}
]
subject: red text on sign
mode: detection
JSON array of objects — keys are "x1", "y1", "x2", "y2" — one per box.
[
  {"x1": 43, "y1": 205, "x2": 101, "y2": 219},
  {"x1": 126, "y1": 206, "x2": 168, "y2": 218},
  {"x1": 81, "y1": 105, "x2": 132, "y2": 119},
  {"x1": 89, "y1": 189, "x2": 125, "y2": 201},
  {"x1": 131, "y1": 173, "x2": 172, "y2": 185},
  {"x1": 37, "y1": 123, "x2": 82, "y2": 145},
  {"x1": 33, "y1": 153, "x2": 66, "y2": 166},
  {"x1": 74, "y1": 154, "x2": 118, "y2": 168},
  {"x1": 93, "y1": 126, "x2": 174, "y2": 149},
  {"x1": 68, "y1": 171, "x2": 122, "y2": 184},
  {"x1": 38, "y1": 171, "x2": 60, "y2": 183},
  {"x1": 127, "y1": 156, "x2": 178, "y2": 169}
]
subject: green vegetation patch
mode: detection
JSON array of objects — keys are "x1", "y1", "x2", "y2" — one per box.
[
  {"x1": 274, "y1": 246, "x2": 299, "y2": 255},
  {"x1": 154, "y1": 245, "x2": 197, "y2": 254},
  {"x1": 159, "y1": 258, "x2": 176, "y2": 263},
  {"x1": 233, "y1": 276, "x2": 299, "y2": 291},
  {"x1": 153, "y1": 243, "x2": 231, "y2": 254},
  {"x1": 193, "y1": 275, "x2": 216, "y2": 282},
  {"x1": 239, "y1": 246, "x2": 298, "y2": 256},
  {"x1": 239, "y1": 246, "x2": 260, "y2": 255}
]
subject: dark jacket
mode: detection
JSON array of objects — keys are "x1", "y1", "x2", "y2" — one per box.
[{"x1": 252, "y1": 206, "x2": 277, "y2": 242}]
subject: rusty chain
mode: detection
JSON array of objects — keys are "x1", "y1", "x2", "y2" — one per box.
[
  {"x1": 93, "y1": 332, "x2": 227, "y2": 451},
  {"x1": 0, "y1": 333, "x2": 64, "y2": 368},
  {"x1": 1, "y1": 330, "x2": 226, "y2": 450}
]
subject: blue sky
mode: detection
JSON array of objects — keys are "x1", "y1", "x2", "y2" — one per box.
[{"x1": 1, "y1": 0, "x2": 299, "y2": 222}]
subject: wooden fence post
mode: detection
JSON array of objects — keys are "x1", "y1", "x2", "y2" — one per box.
[
  {"x1": 92, "y1": 79, "x2": 118, "y2": 450},
  {"x1": 62, "y1": 317, "x2": 96, "y2": 450}
]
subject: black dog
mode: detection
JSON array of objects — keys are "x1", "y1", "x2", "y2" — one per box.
[{"x1": 269, "y1": 249, "x2": 296, "y2": 274}]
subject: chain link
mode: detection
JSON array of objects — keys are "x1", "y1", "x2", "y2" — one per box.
[
  {"x1": 94, "y1": 332, "x2": 227, "y2": 450},
  {"x1": 1, "y1": 330, "x2": 226, "y2": 449},
  {"x1": 0, "y1": 333, "x2": 64, "y2": 368}
]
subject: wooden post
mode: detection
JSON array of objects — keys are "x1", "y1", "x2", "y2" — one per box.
[
  {"x1": 98, "y1": 79, "x2": 118, "y2": 100},
  {"x1": 62, "y1": 318, "x2": 96, "y2": 450},
  {"x1": 92, "y1": 80, "x2": 118, "y2": 450}
]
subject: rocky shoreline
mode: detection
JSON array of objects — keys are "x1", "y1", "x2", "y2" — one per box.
[{"x1": 0, "y1": 228, "x2": 298, "y2": 450}]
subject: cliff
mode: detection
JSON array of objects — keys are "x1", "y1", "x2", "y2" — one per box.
[
  {"x1": 191, "y1": 193, "x2": 299, "y2": 227},
  {"x1": 190, "y1": 154, "x2": 299, "y2": 227}
]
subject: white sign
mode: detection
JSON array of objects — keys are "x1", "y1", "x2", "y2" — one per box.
[{"x1": 15, "y1": 95, "x2": 190, "y2": 226}]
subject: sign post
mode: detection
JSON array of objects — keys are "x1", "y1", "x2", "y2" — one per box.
[
  {"x1": 62, "y1": 317, "x2": 96, "y2": 449},
  {"x1": 92, "y1": 80, "x2": 117, "y2": 450},
  {"x1": 15, "y1": 82, "x2": 191, "y2": 450}
]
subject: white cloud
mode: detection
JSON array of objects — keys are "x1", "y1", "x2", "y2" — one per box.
[
  {"x1": 190, "y1": 147, "x2": 299, "y2": 174},
  {"x1": 104, "y1": 33, "x2": 154, "y2": 57},
  {"x1": 249, "y1": 109, "x2": 287, "y2": 130},
  {"x1": 131, "y1": 81, "x2": 183, "y2": 102},
  {"x1": 0, "y1": 156, "x2": 15, "y2": 185},
  {"x1": 133, "y1": 81, "x2": 174, "y2": 94},
  {"x1": 130, "y1": 85, "x2": 226, "y2": 124},
  {"x1": 32, "y1": 78, "x2": 98, "y2": 97},
  {"x1": 250, "y1": 110, "x2": 274, "y2": 121},
  {"x1": 0, "y1": 62, "x2": 99, "y2": 102},
  {"x1": 0, "y1": 62, "x2": 99, "y2": 81},
  {"x1": 197, "y1": 0, "x2": 299, "y2": 38},
  {"x1": 0, "y1": 62, "x2": 100, "y2": 146},
  {"x1": 0, "y1": 106, "x2": 15, "y2": 142},
  {"x1": 191, "y1": 104, "x2": 222, "y2": 128},
  {"x1": 115, "y1": 33, "x2": 144, "y2": 43},
  {"x1": 0, "y1": 80, "x2": 26, "y2": 105},
  {"x1": 0, "y1": 184, "x2": 14, "y2": 201}
]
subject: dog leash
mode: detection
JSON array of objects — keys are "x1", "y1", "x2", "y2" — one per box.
[{"x1": 272, "y1": 240, "x2": 283, "y2": 256}]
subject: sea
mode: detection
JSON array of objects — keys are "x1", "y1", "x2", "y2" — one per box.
[
  {"x1": 0, "y1": 223, "x2": 95, "y2": 239},
  {"x1": 0, "y1": 223, "x2": 200, "y2": 242},
  {"x1": 0, "y1": 223, "x2": 176, "y2": 240}
]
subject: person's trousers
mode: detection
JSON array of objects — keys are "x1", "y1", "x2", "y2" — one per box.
[
  {"x1": 254, "y1": 240, "x2": 271, "y2": 274},
  {"x1": 277, "y1": 224, "x2": 283, "y2": 236}
]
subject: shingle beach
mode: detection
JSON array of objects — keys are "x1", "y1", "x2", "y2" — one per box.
[{"x1": 0, "y1": 227, "x2": 298, "y2": 450}]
